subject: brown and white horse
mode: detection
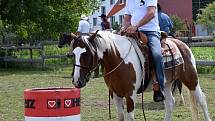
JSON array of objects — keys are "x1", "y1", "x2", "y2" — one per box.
[{"x1": 63, "y1": 31, "x2": 210, "y2": 121}]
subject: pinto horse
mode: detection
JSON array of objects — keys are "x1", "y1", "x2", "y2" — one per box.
[
  {"x1": 62, "y1": 31, "x2": 210, "y2": 121},
  {"x1": 58, "y1": 33, "x2": 103, "y2": 77}
]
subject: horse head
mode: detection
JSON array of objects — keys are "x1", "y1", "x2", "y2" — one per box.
[
  {"x1": 71, "y1": 32, "x2": 100, "y2": 88},
  {"x1": 58, "y1": 32, "x2": 77, "y2": 48}
]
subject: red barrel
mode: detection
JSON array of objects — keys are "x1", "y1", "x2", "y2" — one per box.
[{"x1": 24, "y1": 88, "x2": 80, "y2": 121}]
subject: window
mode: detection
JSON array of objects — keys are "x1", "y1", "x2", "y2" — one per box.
[
  {"x1": 119, "y1": 15, "x2": 124, "y2": 25},
  {"x1": 110, "y1": 0, "x2": 115, "y2": 5},
  {"x1": 93, "y1": 18, "x2": 97, "y2": 26},
  {"x1": 101, "y1": 6, "x2": 106, "y2": 14},
  {"x1": 110, "y1": 16, "x2": 115, "y2": 25},
  {"x1": 119, "y1": 0, "x2": 124, "y2": 4}
]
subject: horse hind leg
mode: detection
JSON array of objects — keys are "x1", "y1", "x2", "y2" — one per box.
[
  {"x1": 189, "y1": 83, "x2": 211, "y2": 121},
  {"x1": 113, "y1": 93, "x2": 125, "y2": 121},
  {"x1": 176, "y1": 80, "x2": 185, "y2": 105},
  {"x1": 164, "y1": 82, "x2": 175, "y2": 121}
]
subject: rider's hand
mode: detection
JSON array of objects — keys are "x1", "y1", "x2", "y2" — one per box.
[
  {"x1": 125, "y1": 25, "x2": 138, "y2": 34},
  {"x1": 118, "y1": 26, "x2": 127, "y2": 35}
]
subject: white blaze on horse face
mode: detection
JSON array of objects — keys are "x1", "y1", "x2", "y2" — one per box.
[{"x1": 73, "y1": 47, "x2": 86, "y2": 84}]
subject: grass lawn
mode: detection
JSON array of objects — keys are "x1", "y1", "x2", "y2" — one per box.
[{"x1": 0, "y1": 67, "x2": 214, "y2": 121}]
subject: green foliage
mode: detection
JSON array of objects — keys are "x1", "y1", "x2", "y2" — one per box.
[
  {"x1": 170, "y1": 15, "x2": 187, "y2": 35},
  {"x1": 112, "y1": 22, "x2": 121, "y2": 31},
  {"x1": 197, "y1": 2, "x2": 215, "y2": 33},
  {"x1": 191, "y1": 47, "x2": 215, "y2": 61},
  {"x1": 191, "y1": 47, "x2": 215, "y2": 74},
  {"x1": 0, "y1": 0, "x2": 100, "y2": 41}
]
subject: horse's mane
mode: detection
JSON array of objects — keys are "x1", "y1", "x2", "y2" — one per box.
[{"x1": 81, "y1": 31, "x2": 120, "y2": 58}]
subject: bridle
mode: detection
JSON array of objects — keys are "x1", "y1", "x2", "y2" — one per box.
[
  {"x1": 73, "y1": 35, "x2": 133, "y2": 79},
  {"x1": 72, "y1": 36, "x2": 101, "y2": 80}
]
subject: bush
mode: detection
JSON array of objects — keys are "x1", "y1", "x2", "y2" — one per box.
[
  {"x1": 112, "y1": 22, "x2": 121, "y2": 31},
  {"x1": 197, "y1": 2, "x2": 215, "y2": 34},
  {"x1": 170, "y1": 15, "x2": 187, "y2": 36}
]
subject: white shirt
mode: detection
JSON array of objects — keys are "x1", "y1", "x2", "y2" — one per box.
[
  {"x1": 77, "y1": 20, "x2": 90, "y2": 33},
  {"x1": 125, "y1": 0, "x2": 160, "y2": 31}
]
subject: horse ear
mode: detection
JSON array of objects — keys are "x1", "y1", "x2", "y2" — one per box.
[
  {"x1": 88, "y1": 30, "x2": 99, "y2": 42},
  {"x1": 70, "y1": 33, "x2": 78, "y2": 40}
]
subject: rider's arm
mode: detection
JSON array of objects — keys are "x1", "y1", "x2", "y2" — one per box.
[
  {"x1": 122, "y1": 14, "x2": 131, "y2": 30},
  {"x1": 125, "y1": 6, "x2": 156, "y2": 33},
  {"x1": 135, "y1": 6, "x2": 156, "y2": 28}
]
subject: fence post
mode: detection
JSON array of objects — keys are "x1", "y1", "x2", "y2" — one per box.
[
  {"x1": 4, "y1": 48, "x2": 8, "y2": 68},
  {"x1": 41, "y1": 43, "x2": 45, "y2": 69},
  {"x1": 30, "y1": 48, "x2": 33, "y2": 66}
]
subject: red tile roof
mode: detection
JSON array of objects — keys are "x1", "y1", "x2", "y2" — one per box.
[{"x1": 107, "y1": 0, "x2": 126, "y2": 17}]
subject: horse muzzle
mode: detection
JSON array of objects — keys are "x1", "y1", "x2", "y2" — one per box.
[{"x1": 72, "y1": 78, "x2": 87, "y2": 88}]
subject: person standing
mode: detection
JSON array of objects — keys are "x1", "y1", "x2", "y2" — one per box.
[
  {"x1": 157, "y1": 3, "x2": 173, "y2": 35},
  {"x1": 77, "y1": 14, "x2": 90, "y2": 35},
  {"x1": 122, "y1": 0, "x2": 165, "y2": 102},
  {"x1": 99, "y1": 14, "x2": 111, "y2": 30}
]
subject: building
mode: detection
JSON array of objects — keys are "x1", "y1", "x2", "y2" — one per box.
[
  {"x1": 88, "y1": 0, "x2": 125, "y2": 31},
  {"x1": 88, "y1": 0, "x2": 193, "y2": 31},
  {"x1": 158, "y1": 0, "x2": 192, "y2": 24}
]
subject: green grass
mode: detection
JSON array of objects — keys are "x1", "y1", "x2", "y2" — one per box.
[
  {"x1": 0, "y1": 67, "x2": 215, "y2": 121},
  {"x1": 191, "y1": 47, "x2": 215, "y2": 74},
  {"x1": 191, "y1": 47, "x2": 215, "y2": 61}
]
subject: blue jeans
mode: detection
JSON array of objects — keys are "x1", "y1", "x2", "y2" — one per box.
[{"x1": 140, "y1": 31, "x2": 165, "y2": 90}]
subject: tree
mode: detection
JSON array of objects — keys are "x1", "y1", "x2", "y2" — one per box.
[
  {"x1": 170, "y1": 15, "x2": 187, "y2": 36},
  {"x1": 0, "y1": 0, "x2": 100, "y2": 42},
  {"x1": 197, "y1": 1, "x2": 215, "y2": 33},
  {"x1": 192, "y1": 0, "x2": 214, "y2": 20}
]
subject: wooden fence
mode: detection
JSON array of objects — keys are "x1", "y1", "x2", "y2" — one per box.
[
  {"x1": 0, "y1": 36, "x2": 214, "y2": 68},
  {"x1": 0, "y1": 41, "x2": 67, "y2": 68}
]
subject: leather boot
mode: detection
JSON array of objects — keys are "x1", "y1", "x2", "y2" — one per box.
[{"x1": 153, "y1": 82, "x2": 165, "y2": 102}]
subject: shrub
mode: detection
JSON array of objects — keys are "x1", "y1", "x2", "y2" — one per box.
[
  {"x1": 170, "y1": 15, "x2": 187, "y2": 36},
  {"x1": 112, "y1": 22, "x2": 121, "y2": 31},
  {"x1": 197, "y1": 1, "x2": 215, "y2": 34}
]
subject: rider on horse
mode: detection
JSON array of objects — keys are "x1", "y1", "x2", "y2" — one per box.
[{"x1": 121, "y1": 0, "x2": 165, "y2": 102}]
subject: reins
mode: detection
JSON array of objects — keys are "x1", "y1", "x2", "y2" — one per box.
[
  {"x1": 102, "y1": 42, "x2": 132, "y2": 77},
  {"x1": 73, "y1": 33, "x2": 147, "y2": 121},
  {"x1": 105, "y1": 40, "x2": 132, "y2": 121}
]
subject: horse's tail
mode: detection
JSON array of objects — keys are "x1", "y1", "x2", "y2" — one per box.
[
  {"x1": 172, "y1": 79, "x2": 183, "y2": 95},
  {"x1": 188, "y1": 89, "x2": 199, "y2": 121}
]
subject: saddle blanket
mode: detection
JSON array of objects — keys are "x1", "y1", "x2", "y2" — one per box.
[{"x1": 162, "y1": 38, "x2": 184, "y2": 69}]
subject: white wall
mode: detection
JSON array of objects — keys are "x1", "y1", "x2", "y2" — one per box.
[{"x1": 88, "y1": 0, "x2": 125, "y2": 32}]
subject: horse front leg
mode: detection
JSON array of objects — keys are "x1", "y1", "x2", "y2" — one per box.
[
  {"x1": 125, "y1": 92, "x2": 137, "y2": 121},
  {"x1": 164, "y1": 82, "x2": 175, "y2": 121},
  {"x1": 113, "y1": 92, "x2": 125, "y2": 121}
]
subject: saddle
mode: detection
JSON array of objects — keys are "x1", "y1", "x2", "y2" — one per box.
[
  {"x1": 124, "y1": 31, "x2": 177, "y2": 57},
  {"x1": 126, "y1": 31, "x2": 183, "y2": 68},
  {"x1": 123, "y1": 31, "x2": 184, "y2": 94},
  {"x1": 160, "y1": 32, "x2": 177, "y2": 57}
]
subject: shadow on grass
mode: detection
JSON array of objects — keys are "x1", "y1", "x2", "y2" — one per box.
[{"x1": 136, "y1": 101, "x2": 165, "y2": 110}]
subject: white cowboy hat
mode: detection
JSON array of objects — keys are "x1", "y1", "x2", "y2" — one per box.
[{"x1": 80, "y1": 14, "x2": 88, "y2": 20}]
